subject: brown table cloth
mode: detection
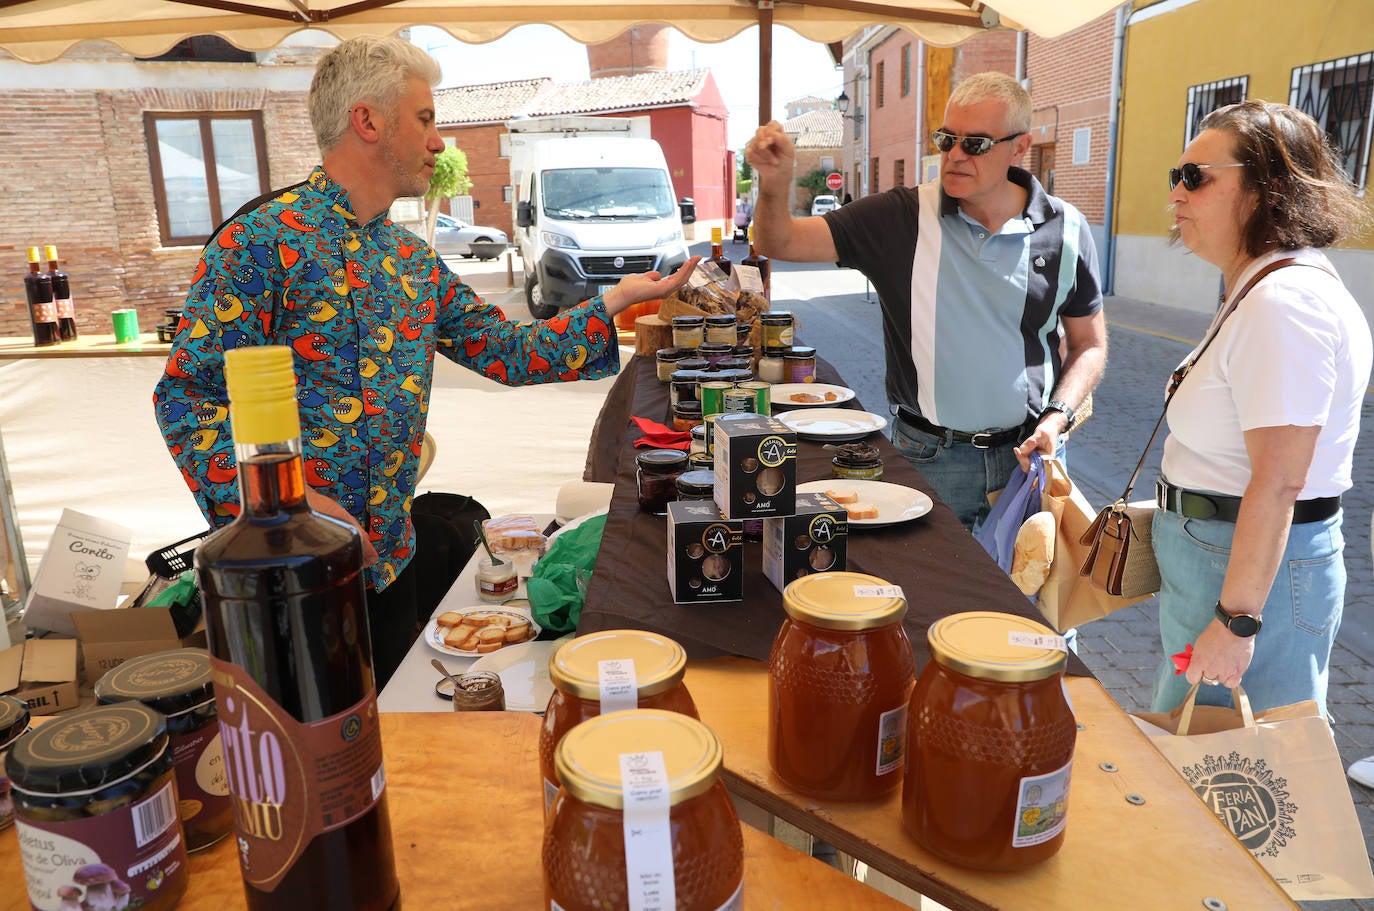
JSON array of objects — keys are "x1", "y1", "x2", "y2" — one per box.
[{"x1": 579, "y1": 354, "x2": 1089, "y2": 676}]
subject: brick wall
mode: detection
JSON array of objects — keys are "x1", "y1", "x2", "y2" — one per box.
[
  {"x1": 868, "y1": 32, "x2": 921, "y2": 192},
  {"x1": 444, "y1": 125, "x2": 509, "y2": 236}
]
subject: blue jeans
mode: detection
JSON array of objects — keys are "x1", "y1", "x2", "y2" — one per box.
[{"x1": 1150, "y1": 508, "x2": 1345, "y2": 716}]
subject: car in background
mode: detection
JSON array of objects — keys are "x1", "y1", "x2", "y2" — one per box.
[
  {"x1": 432, "y1": 213, "x2": 509, "y2": 259},
  {"x1": 810, "y1": 194, "x2": 839, "y2": 216}
]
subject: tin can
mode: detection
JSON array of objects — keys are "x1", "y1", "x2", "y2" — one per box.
[
  {"x1": 699, "y1": 381, "x2": 732, "y2": 418},
  {"x1": 738, "y1": 380, "x2": 771, "y2": 416},
  {"x1": 722, "y1": 388, "x2": 756, "y2": 415}
]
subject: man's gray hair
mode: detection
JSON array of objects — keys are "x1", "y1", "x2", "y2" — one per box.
[
  {"x1": 309, "y1": 35, "x2": 442, "y2": 153},
  {"x1": 947, "y1": 72, "x2": 1031, "y2": 134}
]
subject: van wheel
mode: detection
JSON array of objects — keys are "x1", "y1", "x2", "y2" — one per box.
[{"x1": 526, "y1": 273, "x2": 558, "y2": 319}]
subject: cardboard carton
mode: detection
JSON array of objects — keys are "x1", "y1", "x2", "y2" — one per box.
[
  {"x1": 72, "y1": 608, "x2": 184, "y2": 687},
  {"x1": 0, "y1": 638, "x2": 80, "y2": 715},
  {"x1": 763, "y1": 493, "x2": 849, "y2": 592},
  {"x1": 22, "y1": 509, "x2": 133, "y2": 637},
  {"x1": 666, "y1": 501, "x2": 743, "y2": 604}
]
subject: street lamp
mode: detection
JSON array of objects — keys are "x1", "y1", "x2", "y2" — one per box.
[{"x1": 836, "y1": 90, "x2": 862, "y2": 125}]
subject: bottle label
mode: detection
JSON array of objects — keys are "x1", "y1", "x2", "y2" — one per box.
[
  {"x1": 210, "y1": 657, "x2": 386, "y2": 892},
  {"x1": 54, "y1": 295, "x2": 75, "y2": 319},
  {"x1": 31, "y1": 301, "x2": 57, "y2": 324},
  {"x1": 598, "y1": 659, "x2": 638, "y2": 714},
  {"x1": 620, "y1": 751, "x2": 674, "y2": 911},
  {"x1": 1010, "y1": 758, "x2": 1073, "y2": 848},
  {"x1": 875, "y1": 703, "x2": 908, "y2": 776},
  {"x1": 733, "y1": 263, "x2": 764, "y2": 293}
]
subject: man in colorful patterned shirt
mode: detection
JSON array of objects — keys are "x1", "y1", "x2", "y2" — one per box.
[{"x1": 153, "y1": 35, "x2": 692, "y2": 685}]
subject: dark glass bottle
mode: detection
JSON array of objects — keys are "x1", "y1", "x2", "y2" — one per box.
[
  {"x1": 709, "y1": 226, "x2": 732, "y2": 275},
  {"x1": 741, "y1": 227, "x2": 771, "y2": 301},
  {"x1": 44, "y1": 245, "x2": 78, "y2": 341},
  {"x1": 23, "y1": 246, "x2": 59, "y2": 347},
  {"x1": 195, "y1": 345, "x2": 399, "y2": 911}
]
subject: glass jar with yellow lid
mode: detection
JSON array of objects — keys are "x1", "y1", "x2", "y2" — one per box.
[
  {"x1": 768, "y1": 571, "x2": 915, "y2": 801},
  {"x1": 538, "y1": 630, "x2": 699, "y2": 809},
  {"x1": 902, "y1": 611, "x2": 1077, "y2": 871},
  {"x1": 544, "y1": 710, "x2": 743, "y2": 911}
]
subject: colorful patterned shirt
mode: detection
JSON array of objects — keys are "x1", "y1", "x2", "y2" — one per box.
[{"x1": 153, "y1": 167, "x2": 619, "y2": 591}]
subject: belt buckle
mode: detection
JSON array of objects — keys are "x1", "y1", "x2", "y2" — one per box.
[
  {"x1": 1155, "y1": 478, "x2": 1168, "y2": 511},
  {"x1": 970, "y1": 431, "x2": 995, "y2": 449}
]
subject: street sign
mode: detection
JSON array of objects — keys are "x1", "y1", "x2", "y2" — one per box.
[{"x1": 825, "y1": 172, "x2": 843, "y2": 191}]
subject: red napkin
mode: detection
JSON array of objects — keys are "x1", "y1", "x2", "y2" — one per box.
[
  {"x1": 630, "y1": 415, "x2": 691, "y2": 450},
  {"x1": 1171, "y1": 643, "x2": 1193, "y2": 675}
]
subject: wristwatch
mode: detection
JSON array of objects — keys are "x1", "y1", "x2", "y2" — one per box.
[
  {"x1": 1039, "y1": 400, "x2": 1077, "y2": 431},
  {"x1": 1214, "y1": 602, "x2": 1263, "y2": 637}
]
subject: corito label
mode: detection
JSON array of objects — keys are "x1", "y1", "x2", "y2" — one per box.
[{"x1": 210, "y1": 657, "x2": 386, "y2": 892}]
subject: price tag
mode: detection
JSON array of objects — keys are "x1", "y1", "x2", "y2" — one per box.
[
  {"x1": 853, "y1": 585, "x2": 905, "y2": 600},
  {"x1": 620, "y1": 751, "x2": 675, "y2": 911},
  {"x1": 598, "y1": 659, "x2": 638, "y2": 714},
  {"x1": 1008, "y1": 631, "x2": 1068, "y2": 652}
]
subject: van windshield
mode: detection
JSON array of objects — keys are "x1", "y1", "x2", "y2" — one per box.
[{"x1": 540, "y1": 167, "x2": 676, "y2": 220}]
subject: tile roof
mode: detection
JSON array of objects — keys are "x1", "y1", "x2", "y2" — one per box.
[
  {"x1": 434, "y1": 69, "x2": 708, "y2": 127},
  {"x1": 783, "y1": 109, "x2": 842, "y2": 149},
  {"x1": 433, "y1": 78, "x2": 552, "y2": 125}
]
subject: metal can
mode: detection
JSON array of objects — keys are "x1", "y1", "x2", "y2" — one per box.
[
  {"x1": 738, "y1": 379, "x2": 771, "y2": 416},
  {"x1": 722, "y1": 387, "x2": 756, "y2": 415},
  {"x1": 699, "y1": 381, "x2": 732, "y2": 418}
]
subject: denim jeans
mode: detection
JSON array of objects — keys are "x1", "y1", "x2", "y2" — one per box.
[{"x1": 1150, "y1": 507, "x2": 1346, "y2": 716}]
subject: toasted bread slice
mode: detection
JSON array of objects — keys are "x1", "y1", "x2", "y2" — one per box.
[
  {"x1": 436, "y1": 611, "x2": 466, "y2": 629},
  {"x1": 504, "y1": 620, "x2": 531, "y2": 643},
  {"x1": 826, "y1": 488, "x2": 859, "y2": 505},
  {"x1": 847, "y1": 502, "x2": 879, "y2": 520}
]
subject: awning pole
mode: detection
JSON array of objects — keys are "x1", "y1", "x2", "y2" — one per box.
[{"x1": 758, "y1": 1, "x2": 773, "y2": 124}]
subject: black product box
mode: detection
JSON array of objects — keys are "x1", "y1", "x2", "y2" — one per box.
[
  {"x1": 667, "y1": 501, "x2": 744, "y2": 604},
  {"x1": 762, "y1": 493, "x2": 849, "y2": 592},
  {"x1": 712, "y1": 414, "x2": 797, "y2": 519}
]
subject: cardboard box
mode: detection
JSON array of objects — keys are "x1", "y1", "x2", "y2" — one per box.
[
  {"x1": 22, "y1": 509, "x2": 133, "y2": 637},
  {"x1": 0, "y1": 638, "x2": 80, "y2": 715},
  {"x1": 667, "y1": 501, "x2": 743, "y2": 604},
  {"x1": 763, "y1": 493, "x2": 849, "y2": 592},
  {"x1": 72, "y1": 608, "x2": 184, "y2": 687},
  {"x1": 712, "y1": 414, "x2": 796, "y2": 520}
]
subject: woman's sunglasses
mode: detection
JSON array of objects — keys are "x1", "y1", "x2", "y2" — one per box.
[
  {"x1": 1168, "y1": 161, "x2": 1246, "y2": 191},
  {"x1": 931, "y1": 129, "x2": 1025, "y2": 156}
]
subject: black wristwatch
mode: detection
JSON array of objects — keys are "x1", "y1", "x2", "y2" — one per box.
[
  {"x1": 1214, "y1": 602, "x2": 1262, "y2": 638},
  {"x1": 1039, "y1": 400, "x2": 1076, "y2": 431}
]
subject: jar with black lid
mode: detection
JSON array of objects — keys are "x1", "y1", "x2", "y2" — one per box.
[
  {"x1": 689, "y1": 423, "x2": 707, "y2": 455},
  {"x1": 832, "y1": 442, "x2": 885, "y2": 481},
  {"x1": 784, "y1": 345, "x2": 818, "y2": 383},
  {"x1": 677, "y1": 356, "x2": 710, "y2": 374},
  {"x1": 733, "y1": 343, "x2": 755, "y2": 362},
  {"x1": 761, "y1": 311, "x2": 795, "y2": 349},
  {"x1": 656, "y1": 347, "x2": 690, "y2": 382},
  {"x1": 0, "y1": 694, "x2": 31, "y2": 830},
  {"x1": 687, "y1": 451, "x2": 714, "y2": 472},
  {"x1": 714, "y1": 356, "x2": 751, "y2": 374},
  {"x1": 697, "y1": 342, "x2": 734, "y2": 366},
  {"x1": 95, "y1": 646, "x2": 232, "y2": 852},
  {"x1": 758, "y1": 346, "x2": 788, "y2": 384},
  {"x1": 704, "y1": 314, "x2": 737, "y2": 345},
  {"x1": 672, "y1": 315, "x2": 704, "y2": 349},
  {"x1": 675, "y1": 470, "x2": 715, "y2": 501},
  {"x1": 637, "y1": 448, "x2": 688, "y2": 515},
  {"x1": 672, "y1": 400, "x2": 704, "y2": 432},
  {"x1": 7, "y1": 703, "x2": 189, "y2": 911},
  {"x1": 670, "y1": 369, "x2": 702, "y2": 408}
]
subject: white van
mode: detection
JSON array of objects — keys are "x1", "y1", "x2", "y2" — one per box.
[{"x1": 513, "y1": 136, "x2": 692, "y2": 318}]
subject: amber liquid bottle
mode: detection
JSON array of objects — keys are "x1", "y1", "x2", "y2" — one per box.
[
  {"x1": 44, "y1": 245, "x2": 78, "y2": 341},
  {"x1": 709, "y1": 225, "x2": 732, "y2": 275},
  {"x1": 741, "y1": 226, "x2": 771, "y2": 301},
  {"x1": 195, "y1": 346, "x2": 399, "y2": 911},
  {"x1": 23, "y1": 247, "x2": 60, "y2": 347}
]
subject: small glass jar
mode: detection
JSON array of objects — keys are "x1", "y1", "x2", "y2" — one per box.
[
  {"x1": 476, "y1": 556, "x2": 518, "y2": 602},
  {"x1": 637, "y1": 448, "x2": 688, "y2": 514},
  {"x1": 769, "y1": 572, "x2": 915, "y2": 801},
  {"x1": 688, "y1": 451, "x2": 714, "y2": 472},
  {"x1": 0, "y1": 695, "x2": 31, "y2": 831},
  {"x1": 704, "y1": 314, "x2": 738, "y2": 345},
  {"x1": 733, "y1": 344, "x2": 755, "y2": 362},
  {"x1": 715, "y1": 368, "x2": 753, "y2": 385},
  {"x1": 831, "y1": 442, "x2": 885, "y2": 481},
  {"x1": 7, "y1": 704, "x2": 189, "y2": 911},
  {"x1": 758, "y1": 346, "x2": 787, "y2": 384},
  {"x1": 655, "y1": 347, "x2": 689, "y2": 382},
  {"x1": 903, "y1": 612, "x2": 1077, "y2": 872},
  {"x1": 699, "y1": 381, "x2": 732, "y2": 418},
  {"x1": 761, "y1": 311, "x2": 795, "y2": 349},
  {"x1": 538, "y1": 630, "x2": 700, "y2": 808},
  {"x1": 672, "y1": 315, "x2": 704, "y2": 350},
  {"x1": 544, "y1": 710, "x2": 744, "y2": 911},
  {"x1": 689, "y1": 424, "x2": 707, "y2": 455},
  {"x1": 676, "y1": 356, "x2": 710, "y2": 374},
  {"x1": 673, "y1": 400, "x2": 704, "y2": 433},
  {"x1": 736, "y1": 320, "x2": 754, "y2": 347},
  {"x1": 670, "y1": 370, "x2": 702, "y2": 408},
  {"x1": 714, "y1": 356, "x2": 751, "y2": 374},
  {"x1": 675, "y1": 470, "x2": 715, "y2": 501},
  {"x1": 94, "y1": 648, "x2": 232, "y2": 852},
  {"x1": 452, "y1": 672, "x2": 506, "y2": 712},
  {"x1": 697, "y1": 342, "x2": 734, "y2": 367},
  {"x1": 784, "y1": 345, "x2": 817, "y2": 384}
]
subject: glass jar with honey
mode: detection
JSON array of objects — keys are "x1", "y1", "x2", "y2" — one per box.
[
  {"x1": 902, "y1": 611, "x2": 1077, "y2": 871},
  {"x1": 768, "y1": 571, "x2": 915, "y2": 801}
]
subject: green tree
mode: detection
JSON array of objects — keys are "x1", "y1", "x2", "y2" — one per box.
[
  {"x1": 736, "y1": 155, "x2": 754, "y2": 198},
  {"x1": 423, "y1": 146, "x2": 472, "y2": 243}
]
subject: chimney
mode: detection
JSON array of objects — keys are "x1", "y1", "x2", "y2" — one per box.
[{"x1": 586, "y1": 24, "x2": 669, "y2": 78}]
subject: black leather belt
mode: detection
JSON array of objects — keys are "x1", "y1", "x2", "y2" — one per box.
[
  {"x1": 895, "y1": 407, "x2": 1033, "y2": 450},
  {"x1": 1155, "y1": 479, "x2": 1340, "y2": 525}
]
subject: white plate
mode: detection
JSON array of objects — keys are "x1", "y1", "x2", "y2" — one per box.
[
  {"x1": 777, "y1": 408, "x2": 888, "y2": 441},
  {"x1": 424, "y1": 606, "x2": 542, "y2": 658},
  {"x1": 796, "y1": 479, "x2": 934, "y2": 527},
  {"x1": 467, "y1": 635, "x2": 573, "y2": 713},
  {"x1": 769, "y1": 383, "x2": 855, "y2": 408},
  {"x1": 549, "y1": 507, "x2": 608, "y2": 544}
]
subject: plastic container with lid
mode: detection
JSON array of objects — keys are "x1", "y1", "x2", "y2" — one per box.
[
  {"x1": 672, "y1": 315, "x2": 704, "y2": 350},
  {"x1": 768, "y1": 571, "x2": 915, "y2": 801},
  {"x1": 544, "y1": 710, "x2": 742, "y2": 911},
  {"x1": 94, "y1": 647, "x2": 232, "y2": 852},
  {"x1": 637, "y1": 448, "x2": 688, "y2": 514},
  {"x1": 538, "y1": 630, "x2": 700, "y2": 808},
  {"x1": 784, "y1": 345, "x2": 818, "y2": 383},
  {"x1": 675, "y1": 469, "x2": 715, "y2": 501},
  {"x1": 0, "y1": 694, "x2": 31, "y2": 831},
  {"x1": 902, "y1": 611, "x2": 1077, "y2": 871},
  {"x1": 6, "y1": 703, "x2": 190, "y2": 911}
]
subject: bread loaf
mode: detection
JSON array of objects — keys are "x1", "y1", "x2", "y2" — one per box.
[{"x1": 1010, "y1": 511, "x2": 1056, "y2": 595}]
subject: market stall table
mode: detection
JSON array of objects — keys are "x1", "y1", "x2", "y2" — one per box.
[{"x1": 0, "y1": 333, "x2": 167, "y2": 359}]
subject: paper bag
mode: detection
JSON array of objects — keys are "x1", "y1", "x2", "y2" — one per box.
[
  {"x1": 1133, "y1": 685, "x2": 1374, "y2": 901},
  {"x1": 1036, "y1": 458, "x2": 1151, "y2": 631}
]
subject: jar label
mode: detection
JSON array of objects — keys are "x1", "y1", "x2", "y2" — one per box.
[
  {"x1": 597, "y1": 659, "x2": 638, "y2": 714},
  {"x1": 16, "y1": 773, "x2": 188, "y2": 911},
  {"x1": 875, "y1": 704, "x2": 908, "y2": 776},
  {"x1": 210, "y1": 658, "x2": 386, "y2": 892},
  {"x1": 478, "y1": 575, "x2": 518, "y2": 599},
  {"x1": 1011, "y1": 758, "x2": 1073, "y2": 848},
  {"x1": 733, "y1": 263, "x2": 764, "y2": 293},
  {"x1": 1008, "y1": 631, "x2": 1068, "y2": 652},
  {"x1": 619, "y1": 751, "x2": 674, "y2": 911},
  {"x1": 174, "y1": 727, "x2": 232, "y2": 834},
  {"x1": 543, "y1": 776, "x2": 560, "y2": 814}
]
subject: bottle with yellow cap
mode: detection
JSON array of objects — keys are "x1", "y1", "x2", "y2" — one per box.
[
  {"x1": 902, "y1": 611, "x2": 1077, "y2": 871},
  {"x1": 740, "y1": 225, "x2": 770, "y2": 300},
  {"x1": 43, "y1": 245, "x2": 77, "y2": 341},
  {"x1": 194, "y1": 345, "x2": 400, "y2": 911},
  {"x1": 709, "y1": 225, "x2": 732, "y2": 275},
  {"x1": 22, "y1": 246, "x2": 59, "y2": 347}
]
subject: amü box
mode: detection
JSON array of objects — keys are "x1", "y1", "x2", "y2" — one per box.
[
  {"x1": 712, "y1": 414, "x2": 796, "y2": 520},
  {"x1": 763, "y1": 493, "x2": 849, "y2": 592},
  {"x1": 667, "y1": 501, "x2": 744, "y2": 603}
]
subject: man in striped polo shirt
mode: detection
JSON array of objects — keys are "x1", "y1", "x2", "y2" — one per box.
[{"x1": 745, "y1": 72, "x2": 1107, "y2": 531}]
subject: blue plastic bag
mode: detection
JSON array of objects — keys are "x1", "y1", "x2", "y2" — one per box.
[{"x1": 975, "y1": 451, "x2": 1045, "y2": 572}]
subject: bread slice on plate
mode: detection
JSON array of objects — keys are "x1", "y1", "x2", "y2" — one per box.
[
  {"x1": 847, "y1": 502, "x2": 879, "y2": 520},
  {"x1": 826, "y1": 487, "x2": 860, "y2": 504}
]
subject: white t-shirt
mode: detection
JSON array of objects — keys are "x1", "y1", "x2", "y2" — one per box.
[{"x1": 1161, "y1": 247, "x2": 1372, "y2": 498}]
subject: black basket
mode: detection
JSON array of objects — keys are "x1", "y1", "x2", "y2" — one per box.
[
  {"x1": 145, "y1": 530, "x2": 211, "y2": 579},
  {"x1": 129, "y1": 530, "x2": 211, "y2": 638}
]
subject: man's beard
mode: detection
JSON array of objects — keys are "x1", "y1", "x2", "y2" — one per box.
[{"x1": 382, "y1": 133, "x2": 430, "y2": 199}]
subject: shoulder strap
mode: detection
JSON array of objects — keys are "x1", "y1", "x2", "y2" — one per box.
[{"x1": 201, "y1": 180, "x2": 311, "y2": 252}]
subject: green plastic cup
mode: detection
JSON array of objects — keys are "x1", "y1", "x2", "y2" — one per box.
[{"x1": 112, "y1": 308, "x2": 140, "y2": 343}]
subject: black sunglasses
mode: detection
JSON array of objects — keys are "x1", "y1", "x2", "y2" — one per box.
[
  {"x1": 931, "y1": 129, "x2": 1025, "y2": 156},
  {"x1": 1168, "y1": 161, "x2": 1246, "y2": 191}
]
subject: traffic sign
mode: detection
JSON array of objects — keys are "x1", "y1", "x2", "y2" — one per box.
[{"x1": 825, "y1": 172, "x2": 843, "y2": 191}]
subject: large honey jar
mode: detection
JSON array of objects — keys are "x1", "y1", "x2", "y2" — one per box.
[
  {"x1": 544, "y1": 710, "x2": 744, "y2": 911},
  {"x1": 902, "y1": 611, "x2": 1077, "y2": 871},
  {"x1": 768, "y1": 571, "x2": 915, "y2": 801},
  {"x1": 539, "y1": 630, "x2": 699, "y2": 809}
]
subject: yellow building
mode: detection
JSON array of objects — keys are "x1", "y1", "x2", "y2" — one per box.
[{"x1": 1113, "y1": 0, "x2": 1374, "y2": 320}]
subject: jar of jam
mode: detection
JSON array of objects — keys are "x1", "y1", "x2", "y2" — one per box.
[
  {"x1": 768, "y1": 571, "x2": 915, "y2": 801},
  {"x1": 452, "y1": 671, "x2": 506, "y2": 712},
  {"x1": 903, "y1": 611, "x2": 1077, "y2": 871},
  {"x1": 544, "y1": 710, "x2": 742, "y2": 911},
  {"x1": 784, "y1": 345, "x2": 818, "y2": 383},
  {"x1": 831, "y1": 442, "x2": 885, "y2": 480},
  {"x1": 656, "y1": 347, "x2": 689, "y2": 382},
  {"x1": 697, "y1": 342, "x2": 734, "y2": 367},
  {"x1": 7, "y1": 704, "x2": 189, "y2": 911},
  {"x1": 670, "y1": 369, "x2": 702, "y2": 408},
  {"x1": 733, "y1": 343, "x2": 755, "y2": 363},
  {"x1": 538, "y1": 630, "x2": 699, "y2": 807},
  {"x1": 675, "y1": 470, "x2": 715, "y2": 501},
  {"x1": 637, "y1": 448, "x2": 688, "y2": 514},
  {"x1": 94, "y1": 648, "x2": 232, "y2": 852},
  {"x1": 672, "y1": 315, "x2": 704, "y2": 349},
  {"x1": 673, "y1": 400, "x2": 704, "y2": 432},
  {"x1": 758, "y1": 346, "x2": 787, "y2": 384},
  {"x1": 761, "y1": 311, "x2": 795, "y2": 349},
  {"x1": 704, "y1": 314, "x2": 737, "y2": 345},
  {"x1": 0, "y1": 695, "x2": 31, "y2": 831}
]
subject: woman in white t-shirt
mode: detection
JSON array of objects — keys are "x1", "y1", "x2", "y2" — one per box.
[{"x1": 1151, "y1": 101, "x2": 1371, "y2": 716}]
